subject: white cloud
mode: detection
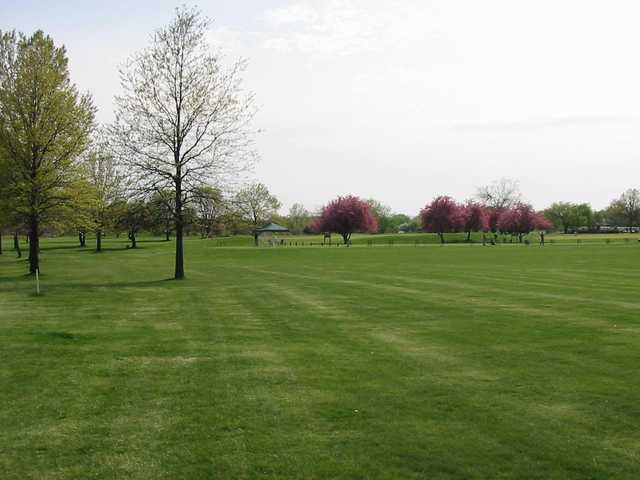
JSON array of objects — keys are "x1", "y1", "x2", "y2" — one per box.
[
  {"x1": 261, "y1": 0, "x2": 430, "y2": 56},
  {"x1": 264, "y1": 3, "x2": 319, "y2": 25}
]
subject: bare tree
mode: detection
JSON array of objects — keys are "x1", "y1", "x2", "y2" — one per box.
[
  {"x1": 110, "y1": 6, "x2": 256, "y2": 279},
  {"x1": 234, "y1": 183, "x2": 281, "y2": 246},
  {"x1": 476, "y1": 178, "x2": 522, "y2": 210}
]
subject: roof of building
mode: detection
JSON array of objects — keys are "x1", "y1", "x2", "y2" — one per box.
[{"x1": 256, "y1": 223, "x2": 289, "y2": 233}]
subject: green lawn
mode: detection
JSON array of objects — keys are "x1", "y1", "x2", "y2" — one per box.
[
  {"x1": 211, "y1": 231, "x2": 640, "y2": 247},
  {"x1": 1, "y1": 237, "x2": 640, "y2": 479}
]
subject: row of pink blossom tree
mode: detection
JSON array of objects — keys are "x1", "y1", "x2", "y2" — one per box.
[
  {"x1": 312, "y1": 195, "x2": 550, "y2": 244},
  {"x1": 420, "y1": 196, "x2": 551, "y2": 243}
]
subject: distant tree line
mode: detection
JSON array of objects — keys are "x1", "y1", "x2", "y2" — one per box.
[{"x1": 544, "y1": 188, "x2": 640, "y2": 233}]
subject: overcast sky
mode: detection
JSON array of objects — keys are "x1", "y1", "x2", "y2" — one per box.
[{"x1": 2, "y1": 0, "x2": 639, "y2": 214}]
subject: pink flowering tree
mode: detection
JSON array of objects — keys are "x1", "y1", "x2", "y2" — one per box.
[
  {"x1": 485, "y1": 207, "x2": 504, "y2": 234},
  {"x1": 534, "y1": 213, "x2": 552, "y2": 231},
  {"x1": 420, "y1": 196, "x2": 461, "y2": 244},
  {"x1": 460, "y1": 201, "x2": 488, "y2": 241},
  {"x1": 314, "y1": 196, "x2": 378, "y2": 244},
  {"x1": 497, "y1": 203, "x2": 540, "y2": 242}
]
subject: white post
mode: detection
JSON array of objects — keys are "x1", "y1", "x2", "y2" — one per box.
[{"x1": 35, "y1": 268, "x2": 40, "y2": 295}]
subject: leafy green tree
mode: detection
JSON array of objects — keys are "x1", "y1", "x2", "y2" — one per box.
[
  {"x1": 286, "y1": 203, "x2": 310, "y2": 234},
  {"x1": 398, "y1": 216, "x2": 419, "y2": 233},
  {"x1": 592, "y1": 209, "x2": 607, "y2": 226},
  {"x1": 545, "y1": 202, "x2": 594, "y2": 232},
  {"x1": 390, "y1": 214, "x2": 411, "y2": 229},
  {"x1": 572, "y1": 203, "x2": 594, "y2": 230},
  {"x1": 82, "y1": 139, "x2": 124, "y2": 251},
  {"x1": 544, "y1": 202, "x2": 573, "y2": 233},
  {"x1": 0, "y1": 153, "x2": 13, "y2": 255},
  {"x1": 0, "y1": 30, "x2": 95, "y2": 273},
  {"x1": 234, "y1": 183, "x2": 281, "y2": 246},
  {"x1": 367, "y1": 199, "x2": 394, "y2": 233}
]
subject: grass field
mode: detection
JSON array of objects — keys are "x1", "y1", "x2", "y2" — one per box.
[
  {"x1": 210, "y1": 231, "x2": 640, "y2": 247},
  {"x1": 1, "y1": 236, "x2": 640, "y2": 479}
]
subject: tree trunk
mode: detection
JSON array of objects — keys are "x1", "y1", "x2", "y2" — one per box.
[
  {"x1": 174, "y1": 180, "x2": 185, "y2": 279},
  {"x1": 96, "y1": 229, "x2": 102, "y2": 252},
  {"x1": 15, "y1": 232, "x2": 22, "y2": 259},
  {"x1": 129, "y1": 230, "x2": 137, "y2": 249},
  {"x1": 28, "y1": 216, "x2": 39, "y2": 274},
  {"x1": 254, "y1": 231, "x2": 259, "y2": 246},
  {"x1": 466, "y1": 231, "x2": 471, "y2": 242},
  {"x1": 165, "y1": 229, "x2": 170, "y2": 241},
  {"x1": 439, "y1": 232, "x2": 445, "y2": 244}
]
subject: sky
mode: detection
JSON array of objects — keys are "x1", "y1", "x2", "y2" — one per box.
[{"x1": 2, "y1": 0, "x2": 640, "y2": 214}]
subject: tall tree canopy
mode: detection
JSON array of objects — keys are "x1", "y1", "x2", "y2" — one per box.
[
  {"x1": 110, "y1": 6, "x2": 256, "y2": 278},
  {"x1": 0, "y1": 30, "x2": 95, "y2": 273}
]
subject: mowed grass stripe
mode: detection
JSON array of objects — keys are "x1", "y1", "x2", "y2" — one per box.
[{"x1": 226, "y1": 259, "x2": 640, "y2": 478}]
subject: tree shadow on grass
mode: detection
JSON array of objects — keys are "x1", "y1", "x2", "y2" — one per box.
[
  {"x1": 41, "y1": 245, "x2": 152, "y2": 254},
  {"x1": 0, "y1": 273, "x2": 32, "y2": 284},
  {"x1": 137, "y1": 239, "x2": 171, "y2": 244},
  {"x1": 31, "y1": 331, "x2": 100, "y2": 344},
  {"x1": 90, "y1": 247, "x2": 132, "y2": 253},
  {"x1": 40, "y1": 244, "x2": 90, "y2": 251},
  {"x1": 48, "y1": 277, "x2": 182, "y2": 293}
]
